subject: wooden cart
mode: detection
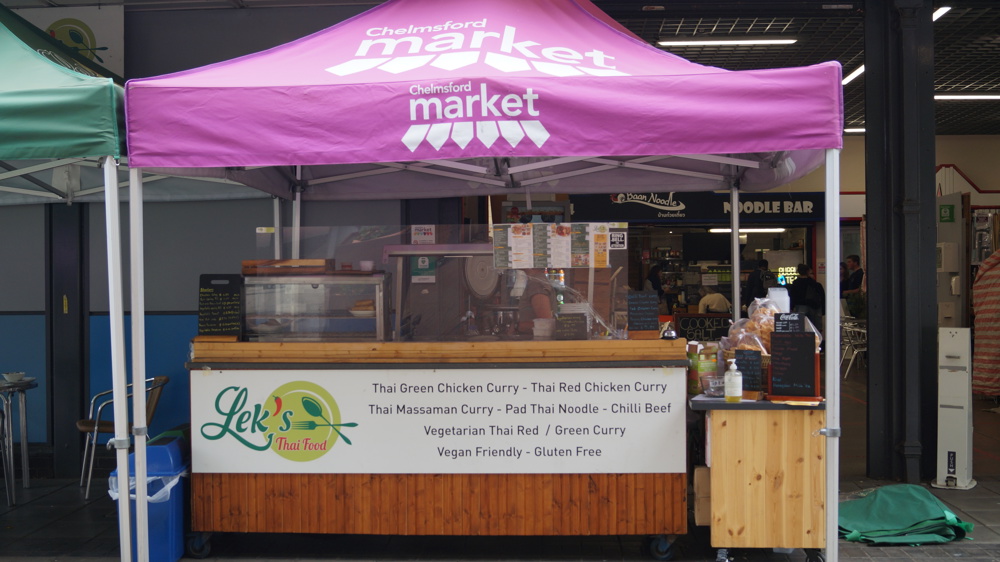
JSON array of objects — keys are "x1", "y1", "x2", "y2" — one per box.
[
  {"x1": 186, "y1": 338, "x2": 690, "y2": 559},
  {"x1": 689, "y1": 397, "x2": 827, "y2": 562}
]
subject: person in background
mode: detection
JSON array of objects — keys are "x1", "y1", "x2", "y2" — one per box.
[
  {"x1": 742, "y1": 259, "x2": 770, "y2": 309},
  {"x1": 790, "y1": 263, "x2": 825, "y2": 333},
  {"x1": 839, "y1": 261, "x2": 849, "y2": 297},
  {"x1": 698, "y1": 285, "x2": 731, "y2": 314},
  {"x1": 515, "y1": 269, "x2": 557, "y2": 334},
  {"x1": 843, "y1": 255, "x2": 865, "y2": 296},
  {"x1": 644, "y1": 263, "x2": 665, "y2": 301}
]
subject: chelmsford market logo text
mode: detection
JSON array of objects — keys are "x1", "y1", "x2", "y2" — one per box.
[
  {"x1": 323, "y1": 18, "x2": 627, "y2": 152},
  {"x1": 200, "y1": 381, "x2": 356, "y2": 461},
  {"x1": 610, "y1": 193, "x2": 687, "y2": 218}
]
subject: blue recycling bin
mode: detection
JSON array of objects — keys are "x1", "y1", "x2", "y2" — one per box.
[{"x1": 109, "y1": 435, "x2": 189, "y2": 562}]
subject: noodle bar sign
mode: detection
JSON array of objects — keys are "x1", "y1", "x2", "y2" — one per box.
[{"x1": 570, "y1": 192, "x2": 824, "y2": 222}]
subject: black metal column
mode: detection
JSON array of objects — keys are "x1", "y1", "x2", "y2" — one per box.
[
  {"x1": 47, "y1": 203, "x2": 88, "y2": 478},
  {"x1": 864, "y1": 0, "x2": 938, "y2": 482}
]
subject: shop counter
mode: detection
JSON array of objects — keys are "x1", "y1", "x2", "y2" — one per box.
[
  {"x1": 689, "y1": 396, "x2": 826, "y2": 550},
  {"x1": 186, "y1": 338, "x2": 689, "y2": 538}
]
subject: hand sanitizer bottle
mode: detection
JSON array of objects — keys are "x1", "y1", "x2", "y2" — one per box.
[{"x1": 724, "y1": 358, "x2": 742, "y2": 403}]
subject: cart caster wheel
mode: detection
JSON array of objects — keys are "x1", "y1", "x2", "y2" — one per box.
[
  {"x1": 646, "y1": 534, "x2": 675, "y2": 560},
  {"x1": 804, "y1": 548, "x2": 826, "y2": 562},
  {"x1": 185, "y1": 532, "x2": 212, "y2": 559}
]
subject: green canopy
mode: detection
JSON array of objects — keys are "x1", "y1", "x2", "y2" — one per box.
[{"x1": 0, "y1": 5, "x2": 125, "y2": 160}]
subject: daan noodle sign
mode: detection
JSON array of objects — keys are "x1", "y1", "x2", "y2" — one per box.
[{"x1": 191, "y1": 368, "x2": 686, "y2": 474}]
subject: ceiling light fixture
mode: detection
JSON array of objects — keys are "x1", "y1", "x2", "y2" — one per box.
[
  {"x1": 657, "y1": 37, "x2": 797, "y2": 47},
  {"x1": 708, "y1": 228, "x2": 787, "y2": 233},
  {"x1": 935, "y1": 94, "x2": 1000, "y2": 100},
  {"x1": 844, "y1": 128, "x2": 866, "y2": 133},
  {"x1": 841, "y1": 7, "x2": 949, "y2": 86},
  {"x1": 842, "y1": 65, "x2": 865, "y2": 85}
]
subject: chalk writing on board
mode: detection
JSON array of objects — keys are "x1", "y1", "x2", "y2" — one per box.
[
  {"x1": 734, "y1": 349, "x2": 763, "y2": 392},
  {"x1": 627, "y1": 291, "x2": 660, "y2": 332},
  {"x1": 768, "y1": 331, "x2": 819, "y2": 399},
  {"x1": 554, "y1": 314, "x2": 589, "y2": 340},
  {"x1": 674, "y1": 314, "x2": 730, "y2": 342},
  {"x1": 775, "y1": 313, "x2": 804, "y2": 333},
  {"x1": 198, "y1": 274, "x2": 243, "y2": 336}
]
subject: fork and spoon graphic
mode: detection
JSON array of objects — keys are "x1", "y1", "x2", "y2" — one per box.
[{"x1": 290, "y1": 396, "x2": 358, "y2": 444}]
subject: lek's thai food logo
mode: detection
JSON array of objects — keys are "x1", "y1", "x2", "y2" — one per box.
[
  {"x1": 200, "y1": 381, "x2": 356, "y2": 461},
  {"x1": 323, "y1": 18, "x2": 627, "y2": 153}
]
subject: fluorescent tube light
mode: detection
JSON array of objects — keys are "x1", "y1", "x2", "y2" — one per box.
[
  {"x1": 932, "y1": 7, "x2": 951, "y2": 21},
  {"x1": 657, "y1": 38, "x2": 796, "y2": 47},
  {"x1": 842, "y1": 65, "x2": 865, "y2": 85},
  {"x1": 935, "y1": 94, "x2": 1000, "y2": 100},
  {"x1": 708, "y1": 228, "x2": 787, "y2": 233},
  {"x1": 844, "y1": 128, "x2": 866, "y2": 133}
]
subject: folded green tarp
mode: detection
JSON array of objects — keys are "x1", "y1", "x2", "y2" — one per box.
[{"x1": 839, "y1": 484, "x2": 974, "y2": 545}]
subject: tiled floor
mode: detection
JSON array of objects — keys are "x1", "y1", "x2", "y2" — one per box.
[{"x1": 0, "y1": 365, "x2": 998, "y2": 561}]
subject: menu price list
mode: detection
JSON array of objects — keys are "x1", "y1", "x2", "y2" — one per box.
[
  {"x1": 192, "y1": 367, "x2": 686, "y2": 474},
  {"x1": 367, "y1": 378, "x2": 675, "y2": 461}
]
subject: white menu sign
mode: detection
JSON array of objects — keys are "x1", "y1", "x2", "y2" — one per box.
[{"x1": 190, "y1": 367, "x2": 686, "y2": 474}]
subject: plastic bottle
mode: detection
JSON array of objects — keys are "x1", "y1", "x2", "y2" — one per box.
[
  {"x1": 558, "y1": 269, "x2": 566, "y2": 286},
  {"x1": 724, "y1": 358, "x2": 742, "y2": 403}
]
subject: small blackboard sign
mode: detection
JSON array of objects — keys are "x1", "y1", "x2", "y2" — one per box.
[
  {"x1": 775, "y1": 313, "x2": 805, "y2": 333},
  {"x1": 554, "y1": 313, "x2": 590, "y2": 340},
  {"x1": 674, "y1": 313, "x2": 731, "y2": 343},
  {"x1": 627, "y1": 291, "x2": 660, "y2": 332},
  {"x1": 767, "y1": 331, "x2": 821, "y2": 401},
  {"x1": 198, "y1": 274, "x2": 243, "y2": 336},
  {"x1": 734, "y1": 349, "x2": 763, "y2": 392}
]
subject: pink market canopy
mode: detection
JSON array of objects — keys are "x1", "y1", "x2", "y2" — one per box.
[{"x1": 124, "y1": 0, "x2": 843, "y2": 200}]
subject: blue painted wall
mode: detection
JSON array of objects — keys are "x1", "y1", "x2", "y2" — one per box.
[
  {"x1": 88, "y1": 314, "x2": 195, "y2": 442},
  {"x1": 0, "y1": 315, "x2": 47, "y2": 443}
]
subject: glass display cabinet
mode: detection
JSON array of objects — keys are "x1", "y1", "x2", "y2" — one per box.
[{"x1": 243, "y1": 273, "x2": 390, "y2": 342}]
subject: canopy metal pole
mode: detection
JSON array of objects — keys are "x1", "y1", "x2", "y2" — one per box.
[
  {"x1": 292, "y1": 166, "x2": 302, "y2": 259},
  {"x1": 273, "y1": 197, "x2": 282, "y2": 259},
  {"x1": 730, "y1": 186, "x2": 741, "y2": 322},
  {"x1": 129, "y1": 168, "x2": 151, "y2": 562},
  {"x1": 824, "y1": 148, "x2": 842, "y2": 562},
  {"x1": 102, "y1": 156, "x2": 132, "y2": 562}
]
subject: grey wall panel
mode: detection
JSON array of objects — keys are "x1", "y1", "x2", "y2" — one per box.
[
  {"x1": 125, "y1": 6, "x2": 368, "y2": 78},
  {"x1": 89, "y1": 199, "x2": 273, "y2": 312},
  {"x1": 0, "y1": 205, "x2": 45, "y2": 311}
]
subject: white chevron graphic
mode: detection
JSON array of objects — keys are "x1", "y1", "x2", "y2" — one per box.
[
  {"x1": 326, "y1": 52, "x2": 629, "y2": 78},
  {"x1": 401, "y1": 121, "x2": 550, "y2": 152}
]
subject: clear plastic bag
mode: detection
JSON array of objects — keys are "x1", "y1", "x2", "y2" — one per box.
[
  {"x1": 108, "y1": 473, "x2": 184, "y2": 503},
  {"x1": 732, "y1": 329, "x2": 768, "y2": 354}
]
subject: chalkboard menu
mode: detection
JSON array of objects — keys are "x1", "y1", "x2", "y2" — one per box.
[
  {"x1": 627, "y1": 291, "x2": 660, "y2": 332},
  {"x1": 198, "y1": 274, "x2": 243, "y2": 336},
  {"x1": 775, "y1": 313, "x2": 805, "y2": 333},
  {"x1": 674, "y1": 313, "x2": 731, "y2": 343},
  {"x1": 767, "y1": 331, "x2": 821, "y2": 401},
  {"x1": 734, "y1": 349, "x2": 763, "y2": 393},
  {"x1": 554, "y1": 314, "x2": 590, "y2": 340}
]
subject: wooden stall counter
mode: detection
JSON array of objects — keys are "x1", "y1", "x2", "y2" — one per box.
[
  {"x1": 689, "y1": 396, "x2": 826, "y2": 550},
  {"x1": 185, "y1": 338, "x2": 690, "y2": 543}
]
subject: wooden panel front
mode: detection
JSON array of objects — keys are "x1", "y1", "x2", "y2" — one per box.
[
  {"x1": 191, "y1": 472, "x2": 687, "y2": 536},
  {"x1": 709, "y1": 409, "x2": 825, "y2": 549},
  {"x1": 189, "y1": 338, "x2": 687, "y2": 364}
]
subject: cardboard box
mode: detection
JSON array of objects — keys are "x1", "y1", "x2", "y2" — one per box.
[
  {"x1": 695, "y1": 496, "x2": 712, "y2": 526},
  {"x1": 693, "y1": 466, "x2": 711, "y2": 526}
]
